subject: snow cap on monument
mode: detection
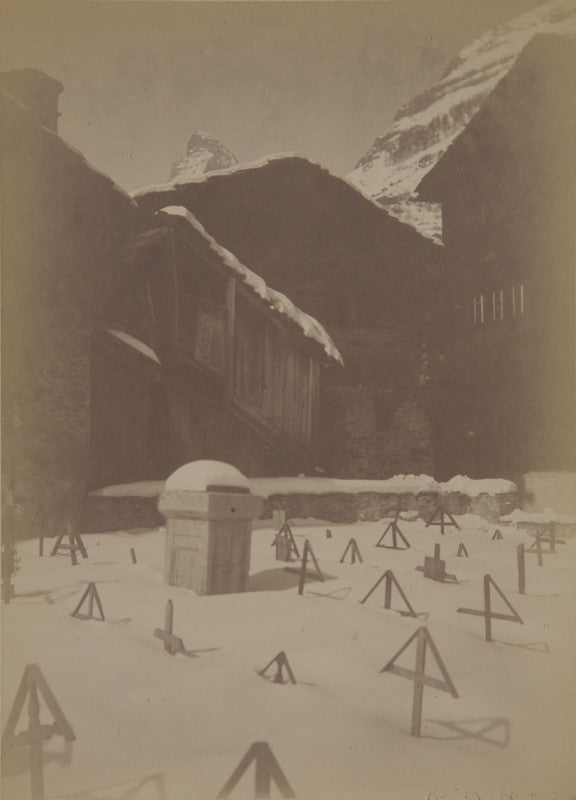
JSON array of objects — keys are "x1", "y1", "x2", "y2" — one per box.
[{"x1": 165, "y1": 460, "x2": 250, "y2": 493}]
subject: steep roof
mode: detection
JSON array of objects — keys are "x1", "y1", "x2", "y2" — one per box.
[
  {"x1": 133, "y1": 153, "x2": 440, "y2": 249},
  {"x1": 159, "y1": 206, "x2": 343, "y2": 365}
]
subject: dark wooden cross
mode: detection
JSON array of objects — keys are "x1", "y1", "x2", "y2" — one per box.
[
  {"x1": 1, "y1": 664, "x2": 76, "y2": 800},
  {"x1": 526, "y1": 522, "x2": 566, "y2": 566},
  {"x1": 70, "y1": 582, "x2": 105, "y2": 622},
  {"x1": 517, "y1": 543, "x2": 526, "y2": 594},
  {"x1": 360, "y1": 570, "x2": 417, "y2": 617},
  {"x1": 458, "y1": 574, "x2": 523, "y2": 642},
  {"x1": 284, "y1": 540, "x2": 324, "y2": 594},
  {"x1": 153, "y1": 600, "x2": 185, "y2": 655},
  {"x1": 216, "y1": 741, "x2": 296, "y2": 800},
  {"x1": 272, "y1": 522, "x2": 300, "y2": 562},
  {"x1": 340, "y1": 538, "x2": 363, "y2": 564},
  {"x1": 426, "y1": 505, "x2": 461, "y2": 535},
  {"x1": 380, "y1": 627, "x2": 458, "y2": 737},
  {"x1": 50, "y1": 521, "x2": 88, "y2": 566},
  {"x1": 376, "y1": 519, "x2": 411, "y2": 550},
  {"x1": 259, "y1": 651, "x2": 297, "y2": 685}
]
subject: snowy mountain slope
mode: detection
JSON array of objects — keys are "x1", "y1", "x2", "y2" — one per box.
[
  {"x1": 347, "y1": 0, "x2": 576, "y2": 241},
  {"x1": 170, "y1": 130, "x2": 238, "y2": 181}
]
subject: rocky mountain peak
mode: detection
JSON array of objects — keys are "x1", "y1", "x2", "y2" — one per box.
[{"x1": 171, "y1": 131, "x2": 238, "y2": 181}]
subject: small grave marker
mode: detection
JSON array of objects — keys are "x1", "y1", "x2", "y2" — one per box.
[
  {"x1": 325, "y1": 529, "x2": 332, "y2": 539},
  {"x1": 1, "y1": 664, "x2": 76, "y2": 800},
  {"x1": 527, "y1": 522, "x2": 566, "y2": 562},
  {"x1": 259, "y1": 651, "x2": 297, "y2": 685},
  {"x1": 517, "y1": 543, "x2": 526, "y2": 594},
  {"x1": 456, "y1": 542, "x2": 469, "y2": 557},
  {"x1": 284, "y1": 540, "x2": 324, "y2": 594},
  {"x1": 216, "y1": 741, "x2": 296, "y2": 800},
  {"x1": 376, "y1": 519, "x2": 411, "y2": 550},
  {"x1": 70, "y1": 582, "x2": 105, "y2": 622},
  {"x1": 153, "y1": 599, "x2": 185, "y2": 655},
  {"x1": 380, "y1": 627, "x2": 458, "y2": 737},
  {"x1": 492, "y1": 529, "x2": 503, "y2": 541},
  {"x1": 457, "y1": 574, "x2": 523, "y2": 642},
  {"x1": 426, "y1": 504, "x2": 461, "y2": 535},
  {"x1": 50, "y1": 521, "x2": 88, "y2": 566},
  {"x1": 416, "y1": 543, "x2": 457, "y2": 583},
  {"x1": 130, "y1": 547, "x2": 137, "y2": 564},
  {"x1": 272, "y1": 522, "x2": 300, "y2": 562},
  {"x1": 360, "y1": 570, "x2": 417, "y2": 617},
  {"x1": 340, "y1": 538, "x2": 363, "y2": 564}
]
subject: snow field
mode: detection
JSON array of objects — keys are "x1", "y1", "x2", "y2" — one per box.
[{"x1": 2, "y1": 515, "x2": 576, "y2": 800}]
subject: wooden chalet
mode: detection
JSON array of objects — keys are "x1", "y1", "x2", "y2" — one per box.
[
  {"x1": 133, "y1": 157, "x2": 443, "y2": 479},
  {"x1": 417, "y1": 34, "x2": 576, "y2": 478},
  {"x1": 90, "y1": 207, "x2": 342, "y2": 487}
]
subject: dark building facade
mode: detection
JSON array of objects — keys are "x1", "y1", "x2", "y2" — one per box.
[
  {"x1": 1, "y1": 71, "x2": 340, "y2": 534},
  {"x1": 1, "y1": 71, "x2": 144, "y2": 526},
  {"x1": 135, "y1": 158, "x2": 444, "y2": 478},
  {"x1": 417, "y1": 34, "x2": 576, "y2": 479},
  {"x1": 90, "y1": 208, "x2": 340, "y2": 488}
]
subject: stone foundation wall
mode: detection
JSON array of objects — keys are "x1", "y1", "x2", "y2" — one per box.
[
  {"x1": 261, "y1": 489, "x2": 519, "y2": 525},
  {"x1": 73, "y1": 488, "x2": 519, "y2": 534}
]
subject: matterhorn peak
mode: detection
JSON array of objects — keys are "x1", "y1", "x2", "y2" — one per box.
[{"x1": 171, "y1": 131, "x2": 238, "y2": 181}]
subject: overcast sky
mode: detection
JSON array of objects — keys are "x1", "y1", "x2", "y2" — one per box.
[{"x1": 1, "y1": 0, "x2": 543, "y2": 192}]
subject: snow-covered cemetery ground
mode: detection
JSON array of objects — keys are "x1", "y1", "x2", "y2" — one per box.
[{"x1": 2, "y1": 512, "x2": 576, "y2": 800}]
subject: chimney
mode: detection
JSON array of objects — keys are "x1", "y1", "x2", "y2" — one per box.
[{"x1": 0, "y1": 69, "x2": 63, "y2": 133}]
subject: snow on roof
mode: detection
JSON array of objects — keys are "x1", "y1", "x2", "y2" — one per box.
[
  {"x1": 165, "y1": 461, "x2": 249, "y2": 492},
  {"x1": 107, "y1": 329, "x2": 160, "y2": 364},
  {"x1": 132, "y1": 153, "x2": 440, "y2": 245},
  {"x1": 160, "y1": 206, "x2": 343, "y2": 365},
  {"x1": 133, "y1": 152, "x2": 310, "y2": 195}
]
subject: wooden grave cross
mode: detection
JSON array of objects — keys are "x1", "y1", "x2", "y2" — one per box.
[
  {"x1": 360, "y1": 570, "x2": 417, "y2": 617},
  {"x1": 415, "y1": 544, "x2": 457, "y2": 583},
  {"x1": 284, "y1": 540, "x2": 324, "y2": 594},
  {"x1": 340, "y1": 538, "x2": 363, "y2": 564},
  {"x1": 70, "y1": 582, "x2": 105, "y2": 622},
  {"x1": 153, "y1": 599, "x2": 185, "y2": 655},
  {"x1": 380, "y1": 627, "x2": 458, "y2": 737},
  {"x1": 517, "y1": 543, "x2": 526, "y2": 594},
  {"x1": 456, "y1": 542, "x2": 469, "y2": 557},
  {"x1": 272, "y1": 522, "x2": 300, "y2": 562},
  {"x1": 376, "y1": 519, "x2": 411, "y2": 550},
  {"x1": 50, "y1": 521, "x2": 88, "y2": 566},
  {"x1": 536, "y1": 521, "x2": 566, "y2": 553},
  {"x1": 425, "y1": 505, "x2": 461, "y2": 535},
  {"x1": 526, "y1": 523, "x2": 566, "y2": 565},
  {"x1": 492, "y1": 529, "x2": 503, "y2": 540},
  {"x1": 216, "y1": 741, "x2": 296, "y2": 800},
  {"x1": 1, "y1": 663, "x2": 76, "y2": 800},
  {"x1": 259, "y1": 651, "x2": 297, "y2": 685},
  {"x1": 457, "y1": 574, "x2": 523, "y2": 642}
]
